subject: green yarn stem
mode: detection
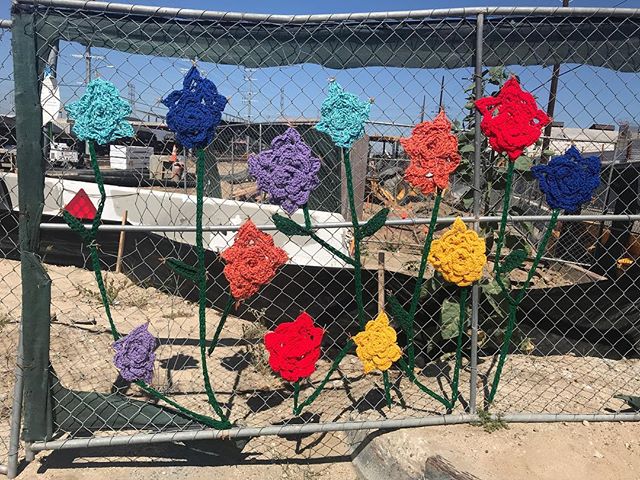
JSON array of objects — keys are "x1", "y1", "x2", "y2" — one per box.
[
  {"x1": 293, "y1": 340, "x2": 353, "y2": 415},
  {"x1": 382, "y1": 370, "x2": 392, "y2": 408},
  {"x1": 302, "y1": 205, "x2": 356, "y2": 265},
  {"x1": 493, "y1": 159, "x2": 515, "y2": 276},
  {"x1": 207, "y1": 295, "x2": 234, "y2": 356},
  {"x1": 65, "y1": 141, "x2": 230, "y2": 429},
  {"x1": 449, "y1": 287, "x2": 468, "y2": 410},
  {"x1": 290, "y1": 147, "x2": 366, "y2": 414},
  {"x1": 342, "y1": 148, "x2": 366, "y2": 328},
  {"x1": 293, "y1": 380, "x2": 301, "y2": 414},
  {"x1": 487, "y1": 209, "x2": 560, "y2": 404},
  {"x1": 195, "y1": 148, "x2": 227, "y2": 421},
  {"x1": 406, "y1": 191, "x2": 442, "y2": 371},
  {"x1": 398, "y1": 357, "x2": 449, "y2": 407}
]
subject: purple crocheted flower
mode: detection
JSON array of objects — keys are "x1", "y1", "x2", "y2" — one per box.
[
  {"x1": 113, "y1": 323, "x2": 156, "y2": 383},
  {"x1": 248, "y1": 127, "x2": 321, "y2": 214}
]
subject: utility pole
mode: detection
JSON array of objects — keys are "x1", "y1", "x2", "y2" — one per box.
[
  {"x1": 541, "y1": 0, "x2": 570, "y2": 163},
  {"x1": 85, "y1": 45, "x2": 91, "y2": 84},
  {"x1": 128, "y1": 81, "x2": 136, "y2": 114}
]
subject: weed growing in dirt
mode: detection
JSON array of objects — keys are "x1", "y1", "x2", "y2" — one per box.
[
  {"x1": 242, "y1": 321, "x2": 270, "y2": 375},
  {"x1": 473, "y1": 409, "x2": 508, "y2": 433},
  {"x1": 74, "y1": 275, "x2": 151, "y2": 308},
  {"x1": 0, "y1": 311, "x2": 9, "y2": 333}
]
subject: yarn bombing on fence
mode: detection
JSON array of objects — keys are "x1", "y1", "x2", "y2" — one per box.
[
  {"x1": 65, "y1": 78, "x2": 134, "y2": 145},
  {"x1": 221, "y1": 220, "x2": 288, "y2": 301},
  {"x1": 264, "y1": 312, "x2": 324, "y2": 382},
  {"x1": 428, "y1": 218, "x2": 487, "y2": 287},
  {"x1": 531, "y1": 146, "x2": 601, "y2": 213},
  {"x1": 315, "y1": 81, "x2": 371, "y2": 149},
  {"x1": 113, "y1": 323, "x2": 157, "y2": 383},
  {"x1": 401, "y1": 109, "x2": 461, "y2": 195},
  {"x1": 353, "y1": 311, "x2": 402, "y2": 374},
  {"x1": 162, "y1": 66, "x2": 227, "y2": 149},
  {"x1": 248, "y1": 127, "x2": 321, "y2": 214},
  {"x1": 475, "y1": 77, "x2": 550, "y2": 161}
]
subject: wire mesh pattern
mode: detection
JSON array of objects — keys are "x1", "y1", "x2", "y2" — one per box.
[{"x1": 1, "y1": 1, "x2": 640, "y2": 473}]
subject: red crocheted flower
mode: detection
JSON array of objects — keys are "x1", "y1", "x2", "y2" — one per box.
[
  {"x1": 475, "y1": 77, "x2": 550, "y2": 161},
  {"x1": 264, "y1": 312, "x2": 324, "y2": 382},
  {"x1": 401, "y1": 110, "x2": 461, "y2": 195},
  {"x1": 221, "y1": 220, "x2": 288, "y2": 301}
]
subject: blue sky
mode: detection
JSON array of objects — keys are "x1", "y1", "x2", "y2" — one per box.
[{"x1": 0, "y1": 0, "x2": 639, "y2": 135}]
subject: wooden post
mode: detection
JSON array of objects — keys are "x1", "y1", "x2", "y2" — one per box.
[
  {"x1": 115, "y1": 210, "x2": 128, "y2": 274},
  {"x1": 378, "y1": 251, "x2": 385, "y2": 312}
]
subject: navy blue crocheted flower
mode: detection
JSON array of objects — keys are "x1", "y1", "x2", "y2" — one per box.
[
  {"x1": 162, "y1": 66, "x2": 227, "y2": 149},
  {"x1": 531, "y1": 146, "x2": 601, "y2": 213}
]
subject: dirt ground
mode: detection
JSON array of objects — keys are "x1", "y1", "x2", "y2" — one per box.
[
  {"x1": 0, "y1": 256, "x2": 638, "y2": 479},
  {"x1": 12, "y1": 421, "x2": 640, "y2": 479}
]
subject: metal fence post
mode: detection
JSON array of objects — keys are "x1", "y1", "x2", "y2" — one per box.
[
  {"x1": 6, "y1": 326, "x2": 24, "y2": 479},
  {"x1": 469, "y1": 11, "x2": 485, "y2": 415},
  {"x1": 11, "y1": 8, "x2": 52, "y2": 444}
]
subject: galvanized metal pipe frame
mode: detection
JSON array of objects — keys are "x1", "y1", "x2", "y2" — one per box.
[
  {"x1": 38, "y1": 214, "x2": 640, "y2": 233},
  {"x1": 5, "y1": 327, "x2": 24, "y2": 479},
  {"x1": 28, "y1": 412, "x2": 640, "y2": 452},
  {"x1": 469, "y1": 11, "x2": 484, "y2": 415},
  {"x1": 13, "y1": 0, "x2": 640, "y2": 21},
  {"x1": 5, "y1": 2, "x2": 640, "y2": 474}
]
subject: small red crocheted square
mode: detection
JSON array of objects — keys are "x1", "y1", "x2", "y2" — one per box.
[
  {"x1": 221, "y1": 220, "x2": 288, "y2": 301},
  {"x1": 475, "y1": 77, "x2": 550, "y2": 161},
  {"x1": 64, "y1": 189, "x2": 97, "y2": 220},
  {"x1": 400, "y1": 110, "x2": 460, "y2": 195}
]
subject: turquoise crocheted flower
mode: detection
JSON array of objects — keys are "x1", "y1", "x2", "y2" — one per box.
[
  {"x1": 315, "y1": 81, "x2": 370, "y2": 149},
  {"x1": 65, "y1": 78, "x2": 134, "y2": 145}
]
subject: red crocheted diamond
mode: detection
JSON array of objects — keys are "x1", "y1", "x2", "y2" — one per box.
[
  {"x1": 400, "y1": 110, "x2": 461, "y2": 195},
  {"x1": 475, "y1": 77, "x2": 550, "y2": 161},
  {"x1": 221, "y1": 220, "x2": 288, "y2": 301},
  {"x1": 64, "y1": 189, "x2": 97, "y2": 220}
]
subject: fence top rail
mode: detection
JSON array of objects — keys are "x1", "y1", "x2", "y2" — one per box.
[
  {"x1": 0, "y1": 19, "x2": 11, "y2": 28},
  {"x1": 12, "y1": 1, "x2": 640, "y2": 22}
]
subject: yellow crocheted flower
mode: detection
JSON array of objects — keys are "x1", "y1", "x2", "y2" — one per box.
[
  {"x1": 353, "y1": 311, "x2": 402, "y2": 374},
  {"x1": 428, "y1": 218, "x2": 487, "y2": 287}
]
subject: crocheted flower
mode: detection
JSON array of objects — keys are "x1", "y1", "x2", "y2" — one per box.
[
  {"x1": 264, "y1": 312, "x2": 324, "y2": 382},
  {"x1": 221, "y1": 220, "x2": 288, "y2": 301},
  {"x1": 162, "y1": 66, "x2": 227, "y2": 149},
  {"x1": 531, "y1": 146, "x2": 601, "y2": 213},
  {"x1": 315, "y1": 81, "x2": 371, "y2": 149},
  {"x1": 428, "y1": 218, "x2": 487, "y2": 287},
  {"x1": 475, "y1": 77, "x2": 550, "y2": 161},
  {"x1": 248, "y1": 127, "x2": 321, "y2": 214},
  {"x1": 401, "y1": 110, "x2": 461, "y2": 195},
  {"x1": 65, "y1": 78, "x2": 134, "y2": 145},
  {"x1": 113, "y1": 323, "x2": 156, "y2": 383},
  {"x1": 353, "y1": 311, "x2": 402, "y2": 374}
]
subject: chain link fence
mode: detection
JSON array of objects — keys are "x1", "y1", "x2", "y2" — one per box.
[{"x1": 0, "y1": 1, "x2": 639, "y2": 477}]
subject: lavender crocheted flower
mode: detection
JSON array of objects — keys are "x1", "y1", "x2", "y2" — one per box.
[
  {"x1": 113, "y1": 323, "x2": 156, "y2": 383},
  {"x1": 162, "y1": 66, "x2": 227, "y2": 149},
  {"x1": 248, "y1": 127, "x2": 321, "y2": 214},
  {"x1": 315, "y1": 81, "x2": 371, "y2": 149}
]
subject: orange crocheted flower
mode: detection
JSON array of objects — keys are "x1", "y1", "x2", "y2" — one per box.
[
  {"x1": 221, "y1": 220, "x2": 288, "y2": 301},
  {"x1": 401, "y1": 110, "x2": 460, "y2": 195},
  {"x1": 475, "y1": 77, "x2": 550, "y2": 161}
]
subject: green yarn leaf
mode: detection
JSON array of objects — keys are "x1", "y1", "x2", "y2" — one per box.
[
  {"x1": 62, "y1": 210, "x2": 91, "y2": 242},
  {"x1": 501, "y1": 248, "x2": 527, "y2": 273},
  {"x1": 166, "y1": 257, "x2": 198, "y2": 282},
  {"x1": 388, "y1": 294, "x2": 410, "y2": 333},
  {"x1": 360, "y1": 208, "x2": 389, "y2": 238},
  {"x1": 272, "y1": 213, "x2": 310, "y2": 237}
]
